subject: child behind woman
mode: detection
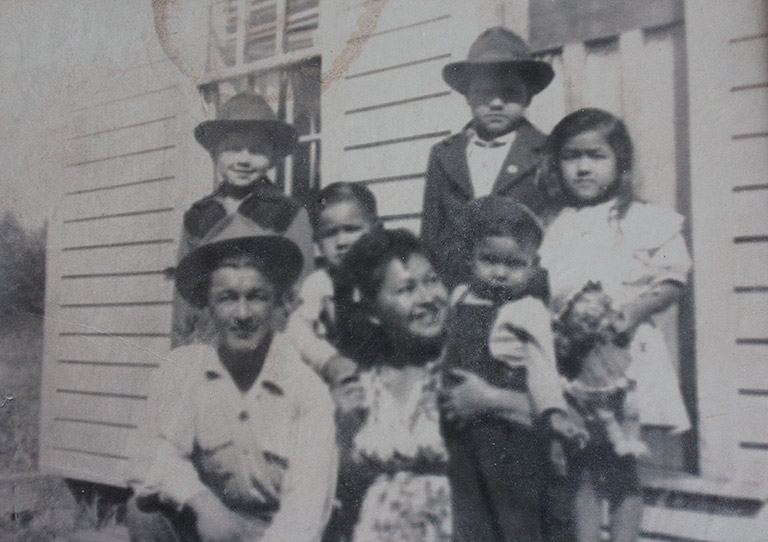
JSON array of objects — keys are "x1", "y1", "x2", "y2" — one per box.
[
  {"x1": 286, "y1": 182, "x2": 380, "y2": 381},
  {"x1": 440, "y1": 196, "x2": 583, "y2": 542},
  {"x1": 539, "y1": 108, "x2": 692, "y2": 542}
]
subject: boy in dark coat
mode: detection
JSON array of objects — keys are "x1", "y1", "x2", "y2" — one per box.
[
  {"x1": 172, "y1": 92, "x2": 314, "y2": 346},
  {"x1": 421, "y1": 27, "x2": 554, "y2": 290}
]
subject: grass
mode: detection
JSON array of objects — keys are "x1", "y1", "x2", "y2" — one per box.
[
  {"x1": 0, "y1": 314, "x2": 42, "y2": 473},
  {"x1": 0, "y1": 315, "x2": 131, "y2": 541}
]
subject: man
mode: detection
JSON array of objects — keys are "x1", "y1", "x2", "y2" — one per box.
[{"x1": 128, "y1": 214, "x2": 337, "y2": 542}]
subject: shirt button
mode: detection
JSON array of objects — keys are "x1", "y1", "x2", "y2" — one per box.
[{"x1": 239, "y1": 410, "x2": 249, "y2": 421}]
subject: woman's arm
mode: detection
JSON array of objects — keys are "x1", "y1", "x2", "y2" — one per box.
[{"x1": 441, "y1": 369, "x2": 533, "y2": 428}]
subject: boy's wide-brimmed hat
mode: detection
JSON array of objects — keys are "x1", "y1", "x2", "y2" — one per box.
[
  {"x1": 442, "y1": 27, "x2": 554, "y2": 96},
  {"x1": 175, "y1": 213, "x2": 303, "y2": 308},
  {"x1": 194, "y1": 92, "x2": 297, "y2": 157}
]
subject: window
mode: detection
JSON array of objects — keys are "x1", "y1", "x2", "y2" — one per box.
[
  {"x1": 202, "y1": 0, "x2": 322, "y2": 201},
  {"x1": 207, "y1": 0, "x2": 320, "y2": 71}
]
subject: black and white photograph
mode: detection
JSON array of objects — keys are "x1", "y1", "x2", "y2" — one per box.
[{"x1": 0, "y1": 0, "x2": 767, "y2": 540}]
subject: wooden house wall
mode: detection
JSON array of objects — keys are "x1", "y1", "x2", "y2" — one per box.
[
  {"x1": 38, "y1": 0, "x2": 768, "y2": 489},
  {"x1": 321, "y1": 0, "x2": 692, "y2": 470},
  {"x1": 319, "y1": 0, "x2": 507, "y2": 232},
  {"x1": 39, "y1": 57, "x2": 208, "y2": 485},
  {"x1": 685, "y1": 0, "x2": 768, "y2": 482}
]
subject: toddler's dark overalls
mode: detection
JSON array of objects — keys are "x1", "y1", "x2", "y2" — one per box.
[{"x1": 441, "y1": 300, "x2": 545, "y2": 542}]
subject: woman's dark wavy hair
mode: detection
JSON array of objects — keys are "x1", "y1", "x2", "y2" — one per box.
[
  {"x1": 333, "y1": 228, "x2": 437, "y2": 365},
  {"x1": 540, "y1": 108, "x2": 637, "y2": 219},
  {"x1": 308, "y1": 181, "x2": 379, "y2": 233}
]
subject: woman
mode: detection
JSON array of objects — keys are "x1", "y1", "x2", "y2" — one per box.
[
  {"x1": 332, "y1": 228, "x2": 452, "y2": 542},
  {"x1": 331, "y1": 228, "x2": 536, "y2": 542}
]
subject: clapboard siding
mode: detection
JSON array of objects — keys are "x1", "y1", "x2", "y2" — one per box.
[
  {"x1": 57, "y1": 274, "x2": 173, "y2": 305},
  {"x1": 56, "y1": 305, "x2": 173, "y2": 337},
  {"x1": 733, "y1": 242, "x2": 768, "y2": 285},
  {"x1": 320, "y1": 0, "x2": 481, "y2": 208},
  {"x1": 687, "y1": 0, "x2": 768, "y2": 481},
  {"x1": 642, "y1": 507, "x2": 762, "y2": 542},
  {"x1": 62, "y1": 209, "x2": 177, "y2": 248},
  {"x1": 70, "y1": 86, "x2": 181, "y2": 138},
  {"x1": 63, "y1": 178, "x2": 179, "y2": 222},
  {"x1": 739, "y1": 447, "x2": 768, "y2": 482},
  {"x1": 346, "y1": 16, "x2": 454, "y2": 76},
  {"x1": 735, "y1": 292, "x2": 768, "y2": 339},
  {"x1": 55, "y1": 334, "x2": 170, "y2": 365},
  {"x1": 730, "y1": 139, "x2": 768, "y2": 189},
  {"x1": 70, "y1": 59, "x2": 182, "y2": 113},
  {"x1": 49, "y1": 423, "x2": 134, "y2": 462},
  {"x1": 736, "y1": 393, "x2": 768, "y2": 443},
  {"x1": 64, "y1": 147, "x2": 177, "y2": 193},
  {"x1": 50, "y1": 389, "x2": 151, "y2": 428},
  {"x1": 64, "y1": 211, "x2": 179, "y2": 252},
  {"x1": 729, "y1": 87, "x2": 768, "y2": 135},
  {"x1": 733, "y1": 345, "x2": 768, "y2": 389},
  {"x1": 46, "y1": 447, "x2": 131, "y2": 487},
  {"x1": 343, "y1": 94, "x2": 454, "y2": 148},
  {"x1": 59, "y1": 243, "x2": 176, "y2": 277},
  {"x1": 66, "y1": 117, "x2": 178, "y2": 167},
  {"x1": 733, "y1": 190, "x2": 768, "y2": 238},
  {"x1": 40, "y1": 52, "x2": 188, "y2": 483},
  {"x1": 728, "y1": 35, "x2": 768, "y2": 86},
  {"x1": 51, "y1": 362, "x2": 159, "y2": 398},
  {"x1": 366, "y1": 177, "x2": 426, "y2": 218},
  {"x1": 340, "y1": 136, "x2": 442, "y2": 182},
  {"x1": 341, "y1": 60, "x2": 449, "y2": 112},
  {"x1": 727, "y1": 26, "x2": 768, "y2": 481}
]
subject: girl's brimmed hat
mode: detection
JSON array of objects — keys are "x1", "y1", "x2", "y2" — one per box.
[
  {"x1": 442, "y1": 27, "x2": 554, "y2": 96},
  {"x1": 175, "y1": 213, "x2": 303, "y2": 308},
  {"x1": 194, "y1": 92, "x2": 298, "y2": 157}
]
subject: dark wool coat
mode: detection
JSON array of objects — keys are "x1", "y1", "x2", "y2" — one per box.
[
  {"x1": 171, "y1": 179, "x2": 314, "y2": 348},
  {"x1": 420, "y1": 120, "x2": 547, "y2": 290}
]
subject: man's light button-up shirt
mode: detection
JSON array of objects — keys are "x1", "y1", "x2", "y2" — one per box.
[{"x1": 135, "y1": 335, "x2": 338, "y2": 542}]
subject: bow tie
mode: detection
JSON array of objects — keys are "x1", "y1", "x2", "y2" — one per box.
[{"x1": 473, "y1": 138, "x2": 508, "y2": 149}]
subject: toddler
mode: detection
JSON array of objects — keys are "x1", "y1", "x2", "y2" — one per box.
[
  {"x1": 287, "y1": 182, "x2": 380, "y2": 380},
  {"x1": 440, "y1": 196, "x2": 583, "y2": 542}
]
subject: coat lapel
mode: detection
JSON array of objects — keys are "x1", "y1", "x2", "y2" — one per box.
[
  {"x1": 437, "y1": 132, "x2": 474, "y2": 199},
  {"x1": 491, "y1": 121, "x2": 545, "y2": 195}
]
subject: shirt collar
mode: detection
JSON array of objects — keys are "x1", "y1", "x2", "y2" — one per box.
[
  {"x1": 199, "y1": 335, "x2": 295, "y2": 397},
  {"x1": 466, "y1": 126, "x2": 518, "y2": 149}
]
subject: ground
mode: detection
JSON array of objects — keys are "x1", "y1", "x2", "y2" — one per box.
[{"x1": 0, "y1": 315, "x2": 131, "y2": 541}]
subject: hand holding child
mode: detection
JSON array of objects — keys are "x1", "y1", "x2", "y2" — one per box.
[
  {"x1": 441, "y1": 369, "x2": 533, "y2": 428},
  {"x1": 547, "y1": 410, "x2": 588, "y2": 447}
]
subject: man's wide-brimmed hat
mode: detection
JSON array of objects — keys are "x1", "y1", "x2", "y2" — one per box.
[
  {"x1": 442, "y1": 27, "x2": 554, "y2": 96},
  {"x1": 194, "y1": 92, "x2": 297, "y2": 157},
  {"x1": 175, "y1": 213, "x2": 303, "y2": 308}
]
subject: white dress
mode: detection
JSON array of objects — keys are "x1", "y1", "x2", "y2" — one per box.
[{"x1": 540, "y1": 199, "x2": 691, "y2": 432}]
